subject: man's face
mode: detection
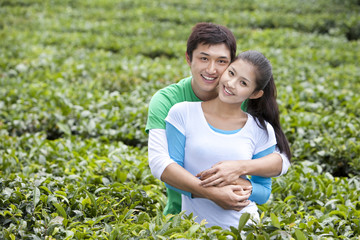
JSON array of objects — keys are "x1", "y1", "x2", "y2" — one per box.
[{"x1": 187, "y1": 43, "x2": 231, "y2": 101}]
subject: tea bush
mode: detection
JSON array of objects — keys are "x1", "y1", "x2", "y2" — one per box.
[{"x1": 1, "y1": 0, "x2": 359, "y2": 239}]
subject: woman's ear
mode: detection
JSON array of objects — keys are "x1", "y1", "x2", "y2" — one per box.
[{"x1": 249, "y1": 90, "x2": 264, "y2": 99}]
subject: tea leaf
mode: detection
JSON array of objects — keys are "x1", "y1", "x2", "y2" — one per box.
[
  {"x1": 238, "y1": 213, "x2": 251, "y2": 231},
  {"x1": 270, "y1": 213, "x2": 280, "y2": 229},
  {"x1": 294, "y1": 229, "x2": 307, "y2": 240},
  {"x1": 33, "y1": 186, "x2": 40, "y2": 208},
  {"x1": 53, "y1": 203, "x2": 67, "y2": 219}
]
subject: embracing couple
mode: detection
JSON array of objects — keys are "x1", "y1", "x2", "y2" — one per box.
[{"x1": 146, "y1": 22, "x2": 291, "y2": 229}]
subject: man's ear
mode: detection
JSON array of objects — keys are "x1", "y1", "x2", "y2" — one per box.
[
  {"x1": 249, "y1": 90, "x2": 264, "y2": 99},
  {"x1": 185, "y1": 52, "x2": 191, "y2": 66}
]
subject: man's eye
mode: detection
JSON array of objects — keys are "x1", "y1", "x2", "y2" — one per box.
[{"x1": 201, "y1": 57, "x2": 208, "y2": 61}]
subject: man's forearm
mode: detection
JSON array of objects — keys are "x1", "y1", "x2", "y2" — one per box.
[
  {"x1": 161, "y1": 163, "x2": 207, "y2": 198},
  {"x1": 161, "y1": 163, "x2": 251, "y2": 210},
  {"x1": 161, "y1": 163, "x2": 250, "y2": 199}
]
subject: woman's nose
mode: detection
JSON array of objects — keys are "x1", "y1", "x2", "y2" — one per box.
[{"x1": 227, "y1": 79, "x2": 236, "y2": 88}]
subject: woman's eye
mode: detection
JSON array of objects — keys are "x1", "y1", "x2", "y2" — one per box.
[
  {"x1": 229, "y1": 70, "x2": 234, "y2": 76},
  {"x1": 240, "y1": 81, "x2": 247, "y2": 86}
]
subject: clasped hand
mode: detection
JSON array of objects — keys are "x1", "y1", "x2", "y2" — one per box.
[
  {"x1": 205, "y1": 185, "x2": 252, "y2": 212},
  {"x1": 196, "y1": 160, "x2": 252, "y2": 211},
  {"x1": 196, "y1": 160, "x2": 245, "y2": 187}
]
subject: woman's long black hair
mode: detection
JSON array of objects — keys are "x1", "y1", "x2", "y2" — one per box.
[{"x1": 238, "y1": 50, "x2": 291, "y2": 161}]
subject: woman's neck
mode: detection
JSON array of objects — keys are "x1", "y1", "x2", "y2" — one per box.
[{"x1": 202, "y1": 97, "x2": 247, "y2": 130}]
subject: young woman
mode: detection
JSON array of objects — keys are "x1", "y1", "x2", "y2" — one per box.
[{"x1": 164, "y1": 50, "x2": 291, "y2": 229}]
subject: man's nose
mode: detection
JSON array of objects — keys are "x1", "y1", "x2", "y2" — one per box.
[{"x1": 206, "y1": 61, "x2": 216, "y2": 74}]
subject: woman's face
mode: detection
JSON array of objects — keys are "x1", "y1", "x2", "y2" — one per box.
[{"x1": 218, "y1": 59, "x2": 263, "y2": 104}]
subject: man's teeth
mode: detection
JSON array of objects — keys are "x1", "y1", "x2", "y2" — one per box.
[
  {"x1": 203, "y1": 75, "x2": 215, "y2": 81},
  {"x1": 224, "y1": 87, "x2": 233, "y2": 95}
]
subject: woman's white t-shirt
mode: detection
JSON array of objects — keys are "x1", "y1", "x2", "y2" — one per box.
[{"x1": 165, "y1": 102, "x2": 277, "y2": 229}]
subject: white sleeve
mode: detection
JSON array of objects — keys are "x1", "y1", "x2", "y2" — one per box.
[
  {"x1": 148, "y1": 128, "x2": 175, "y2": 180},
  {"x1": 274, "y1": 147, "x2": 291, "y2": 177},
  {"x1": 254, "y1": 121, "x2": 277, "y2": 154},
  {"x1": 165, "y1": 102, "x2": 187, "y2": 134}
]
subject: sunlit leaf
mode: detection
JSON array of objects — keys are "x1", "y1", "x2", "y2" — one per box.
[{"x1": 270, "y1": 213, "x2": 281, "y2": 229}]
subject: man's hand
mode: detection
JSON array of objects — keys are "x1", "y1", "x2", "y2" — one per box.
[
  {"x1": 204, "y1": 185, "x2": 251, "y2": 211},
  {"x1": 196, "y1": 160, "x2": 247, "y2": 187}
]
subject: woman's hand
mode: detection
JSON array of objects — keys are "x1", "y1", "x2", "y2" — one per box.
[{"x1": 196, "y1": 160, "x2": 246, "y2": 187}]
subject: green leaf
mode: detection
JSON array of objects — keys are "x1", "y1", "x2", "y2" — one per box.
[
  {"x1": 294, "y1": 229, "x2": 307, "y2": 240},
  {"x1": 157, "y1": 222, "x2": 171, "y2": 235},
  {"x1": 57, "y1": 122, "x2": 71, "y2": 135},
  {"x1": 39, "y1": 186, "x2": 52, "y2": 194},
  {"x1": 84, "y1": 189, "x2": 98, "y2": 216},
  {"x1": 326, "y1": 184, "x2": 333, "y2": 198},
  {"x1": 47, "y1": 216, "x2": 64, "y2": 235},
  {"x1": 270, "y1": 213, "x2": 280, "y2": 228},
  {"x1": 255, "y1": 235, "x2": 266, "y2": 240},
  {"x1": 329, "y1": 210, "x2": 347, "y2": 219},
  {"x1": 109, "y1": 225, "x2": 120, "y2": 240},
  {"x1": 117, "y1": 168, "x2": 128, "y2": 182},
  {"x1": 33, "y1": 186, "x2": 40, "y2": 208},
  {"x1": 284, "y1": 195, "x2": 296, "y2": 203},
  {"x1": 324, "y1": 199, "x2": 339, "y2": 207},
  {"x1": 53, "y1": 202, "x2": 67, "y2": 219},
  {"x1": 246, "y1": 233, "x2": 255, "y2": 240},
  {"x1": 162, "y1": 226, "x2": 183, "y2": 236},
  {"x1": 230, "y1": 226, "x2": 239, "y2": 236},
  {"x1": 93, "y1": 214, "x2": 113, "y2": 226},
  {"x1": 187, "y1": 224, "x2": 200, "y2": 237},
  {"x1": 238, "y1": 212, "x2": 251, "y2": 231}
]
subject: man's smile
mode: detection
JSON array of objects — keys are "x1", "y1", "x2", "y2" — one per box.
[{"x1": 201, "y1": 74, "x2": 217, "y2": 82}]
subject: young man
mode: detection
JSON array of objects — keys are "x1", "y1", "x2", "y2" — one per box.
[{"x1": 146, "y1": 22, "x2": 290, "y2": 215}]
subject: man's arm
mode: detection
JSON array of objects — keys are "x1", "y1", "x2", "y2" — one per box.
[
  {"x1": 148, "y1": 129, "x2": 175, "y2": 180},
  {"x1": 161, "y1": 162, "x2": 251, "y2": 211},
  {"x1": 248, "y1": 175, "x2": 271, "y2": 204}
]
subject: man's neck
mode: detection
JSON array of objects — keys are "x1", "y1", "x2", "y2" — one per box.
[{"x1": 192, "y1": 87, "x2": 218, "y2": 101}]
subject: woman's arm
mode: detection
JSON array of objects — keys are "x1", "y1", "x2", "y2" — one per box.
[
  {"x1": 198, "y1": 146, "x2": 276, "y2": 205},
  {"x1": 242, "y1": 149, "x2": 290, "y2": 177},
  {"x1": 198, "y1": 146, "x2": 279, "y2": 186},
  {"x1": 197, "y1": 148, "x2": 290, "y2": 187}
]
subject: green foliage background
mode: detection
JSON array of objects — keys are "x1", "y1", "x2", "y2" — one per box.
[{"x1": 0, "y1": 0, "x2": 359, "y2": 239}]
